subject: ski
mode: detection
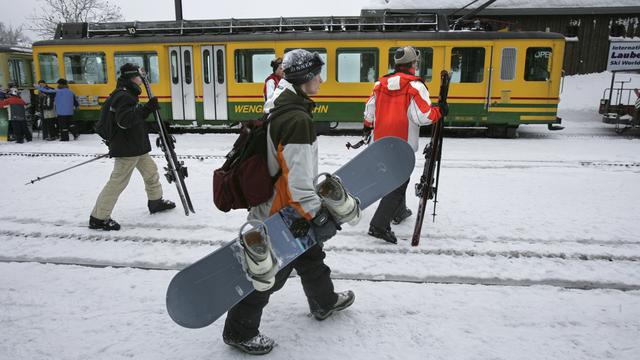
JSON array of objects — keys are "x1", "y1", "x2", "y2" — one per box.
[
  {"x1": 140, "y1": 70, "x2": 195, "y2": 215},
  {"x1": 411, "y1": 70, "x2": 450, "y2": 246}
]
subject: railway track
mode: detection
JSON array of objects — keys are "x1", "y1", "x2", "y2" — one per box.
[
  {"x1": 0, "y1": 151, "x2": 226, "y2": 160},
  {"x1": 2, "y1": 224, "x2": 639, "y2": 263},
  {"x1": 1, "y1": 255, "x2": 638, "y2": 292},
  {"x1": 2, "y1": 151, "x2": 639, "y2": 169}
]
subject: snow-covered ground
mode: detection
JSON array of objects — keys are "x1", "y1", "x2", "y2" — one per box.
[{"x1": 1, "y1": 72, "x2": 639, "y2": 359}]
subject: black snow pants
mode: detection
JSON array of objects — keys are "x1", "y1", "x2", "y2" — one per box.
[
  {"x1": 10, "y1": 120, "x2": 32, "y2": 143},
  {"x1": 223, "y1": 243, "x2": 338, "y2": 341},
  {"x1": 370, "y1": 179, "x2": 410, "y2": 230}
]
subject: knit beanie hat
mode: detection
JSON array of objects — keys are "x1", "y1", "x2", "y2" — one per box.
[
  {"x1": 119, "y1": 63, "x2": 141, "y2": 80},
  {"x1": 394, "y1": 46, "x2": 420, "y2": 65},
  {"x1": 283, "y1": 49, "x2": 324, "y2": 85}
]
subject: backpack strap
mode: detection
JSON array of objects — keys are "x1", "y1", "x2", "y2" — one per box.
[{"x1": 261, "y1": 103, "x2": 310, "y2": 183}]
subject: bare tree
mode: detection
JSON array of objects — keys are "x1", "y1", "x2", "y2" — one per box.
[
  {"x1": 0, "y1": 23, "x2": 31, "y2": 46},
  {"x1": 29, "y1": 0, "x2": 124, "y2": 39}
]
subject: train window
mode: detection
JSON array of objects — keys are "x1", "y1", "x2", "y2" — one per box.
[
  {"x1": 38, "y1": 54, "x2": 59, "y2": 83},
  {"x1": 285, "y1": 48, "x2": 327, "y2": 81},
  {"x1": 203, "y1": 49, "x2": 211, "y2": 84},
  {"x1": 63, "y1": 52, "x2": 107, "y2": 84},
  {"x1": 388, "y1": 47, "x2": 433, "y2": 82},
  {"x1": 500, "y1": 48, "x2": 517, "y2": 81},
  {"x1": 184, "y1": 51, "x2": 192, "y2": 85},
  {"x1": 524, "y1": 47, "x2": 552, "y2": 81},
  {"x1": 216, "y1": 49, "x2": 225, "y2": 84},
  {"x1": 171, "y1": 51, "x2": 179, "y2": 84},
  {"x1": 234, "y1": 49, "x2": 275, "y2": 83},
  {"x1": 450, "y1": 47, "x2": 485, "y2": 83},
  {"x1": 115, "y1": 52, "x2": 159, "y2": 83},
  {"x1": 9, "y1": 59, "x2": 33, "y2": 88},
  {"x1": 337, "y1": 48, "x2": 378, "y2": 83}
]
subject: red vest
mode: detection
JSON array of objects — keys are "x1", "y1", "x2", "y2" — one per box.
[{"x1": 263, "y1": 74, "x2": 282, "y2": 101}]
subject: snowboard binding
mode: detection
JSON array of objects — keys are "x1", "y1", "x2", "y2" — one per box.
[
  {"x1": 239, "y1": 220, "x2": 278, "y2": 291},
  {"x1": 314, "y1": 173, "x2": 361, "y2": 226}
]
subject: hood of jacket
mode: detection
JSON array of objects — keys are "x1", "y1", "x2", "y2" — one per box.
[
  {"x1": 378, "y1": 71, "x2": 422, "y2": 96},
  {"x1": 263, "y1": 79, "x2": 315, "y2": 115},
  {"x1": 116, "y1": 78, "x2": 142, "y2": 97}
]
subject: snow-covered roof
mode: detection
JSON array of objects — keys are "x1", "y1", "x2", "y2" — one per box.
[
  {"x1": 364, "y1": 0, "x2": 640, "y2": 10},
  {"x1": 0, "y1": 44, "x2": 32, "y2": 54}
]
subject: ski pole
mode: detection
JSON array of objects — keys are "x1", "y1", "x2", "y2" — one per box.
[
  {"x1": 431, "y1": 120, "x2": 444, "y2": 222},
  {"x1": 346, "y1": 131, "x2": 371, "y2": 149},
  {"x1": 25, "y1": 153, "x2": 109, "y2": 185}
]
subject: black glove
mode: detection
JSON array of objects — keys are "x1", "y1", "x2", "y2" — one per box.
[
  {"x1": 311, "y1": 207, "x2": 341, "y2": 243},
  {"x1": 438, "y1": 102, "x2": 449, "y2": 117},
  {"x1": 144, "y1": 97, "x2": 160, "y2": 112}
]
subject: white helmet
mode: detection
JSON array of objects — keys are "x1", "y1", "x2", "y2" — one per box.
[{"x1": 8, "y1": 87, "x2": 19, "y2": 97}]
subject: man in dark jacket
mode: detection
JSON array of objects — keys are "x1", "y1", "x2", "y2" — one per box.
[
  {"x1": 36, "y1": 80, "x2": 58, "y2": 140},
  {"x1": 89, "y1": 63, "x2": 175, "y2": 231},
  {"x1": 222, "y1": 49, "x2": 354, "y2": 355}
]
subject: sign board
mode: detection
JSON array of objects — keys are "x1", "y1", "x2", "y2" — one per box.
[{"x1": 607, "y1": 41, "x2": 640, "y2": 72}]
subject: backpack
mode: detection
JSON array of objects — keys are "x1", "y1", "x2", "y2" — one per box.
[
  {"x1": 213, "y1": 104, "x2": 305, "y2": 212},
  {"x1": 95, "y1": 89, "x2": 125, "y2": 144},
  {"x1": 41, "y1": 93, "x2": 55, "y2": 111}
]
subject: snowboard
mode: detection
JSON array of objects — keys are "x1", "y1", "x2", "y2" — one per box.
[{"x1": 166, "y1": 136, "x2": 415, "y2": 329}]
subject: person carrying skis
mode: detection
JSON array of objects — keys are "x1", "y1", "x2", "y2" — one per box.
[
  {"x1": 263, "y1": 57, "x2": 283, "y2": 102},
  {"x1": 36, "y1": 80, "x2": 59, "y2": 141},
  {"x1": 222, "y1": 49, "x2": 354, "y2": 355},
  {"x1": 363, "y1": 46, "x2": 445, "y2": 244},
  {"x1": 88, "y1": 63, "x2": 175, "y2": 231}
]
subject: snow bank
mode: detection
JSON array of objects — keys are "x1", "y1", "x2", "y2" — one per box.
[{"x1": 559, "y1": 71, "x2": 640, "y2": 112}]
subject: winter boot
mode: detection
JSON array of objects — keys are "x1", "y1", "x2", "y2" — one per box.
[
  {"x1": 89, "y1": 216, "x2": 121, "y2": 231},
  {"x1": 312, "y1": 290, "x2": 356, "y2": 321},
  {"x1": 368, "y1": 225, "x2": 397, "y2": 244},
  {"x1": 148, "y1": 198, "x2": 176, "y2": 214},
  {"x1": 392, "y1": 208, "x2": 412, "y2": 225},
  {"x1": 223, "y1": 333, "x2": 275, "y2": 355}
]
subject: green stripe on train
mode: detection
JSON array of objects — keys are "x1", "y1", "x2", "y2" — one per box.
[{"x1": 69, "y1": 101, "x2": 559, "y2": 126}]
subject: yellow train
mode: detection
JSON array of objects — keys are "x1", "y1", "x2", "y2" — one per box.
[
  {"x1": 32, "y1": 16, "x2": 565, "y2": 136},
  {"x1": 1, "y1": 45, "x2": 34, "y2": 141}
]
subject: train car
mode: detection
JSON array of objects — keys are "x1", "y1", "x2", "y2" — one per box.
[
  {"x1": 31, "y1": 15, "x2": 565, "y2": 137},
  {"x1": 0, "y1": 45, "x2": 34, "y2": 90},
  {"x1": 1, "y1": 45, "x2": 34, "y2": 141}
]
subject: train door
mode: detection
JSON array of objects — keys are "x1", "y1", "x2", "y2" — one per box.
[
  {"x1": 168, "y1": 46, "x2": 196, "y2": 121},
  {"x1": 201, "y1": 45, "x2": 228, "y2": 120},
  {"x1": 447, "y1": 43, "x2": 493, "y2": 126},
  {"x1": 490, "y1": 45, "x2": 517, "y2": 107}
]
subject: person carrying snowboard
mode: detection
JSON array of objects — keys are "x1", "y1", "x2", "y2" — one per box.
[
  {"x1": 88, "y1": 63, "x2": 175, "y2": 231},
  {"x1": 363, "y1": 46, "x2": 445, "y2": 244},
  {"x1": 222, "y1": 49, "x2": 355, "y2": 355}
]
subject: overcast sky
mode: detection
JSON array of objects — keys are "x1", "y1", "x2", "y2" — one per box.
[{"x1": 1, "y1": 0, "x2": 374, "y2": 42}]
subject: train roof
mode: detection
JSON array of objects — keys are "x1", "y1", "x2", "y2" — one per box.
[
  {"x1": 0, "y1": 45, "x2": 33, "y2": 54},
  {"x1": 33, "y1": 30, "x2": 564, "y2": 47}
]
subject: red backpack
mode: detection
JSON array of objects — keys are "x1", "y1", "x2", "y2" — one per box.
[{"x1": 213, "y1": 104, "x2": 304, "y2": 212}]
